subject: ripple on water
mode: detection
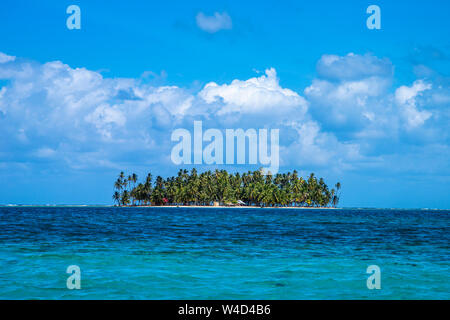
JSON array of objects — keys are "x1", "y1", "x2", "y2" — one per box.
[{"x1": 0, "y1": 207, "x2": 448, "y2": 299}]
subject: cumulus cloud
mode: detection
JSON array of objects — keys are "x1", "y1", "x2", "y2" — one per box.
[
  {"x1": 316, "y1": 53, "x2": 393, "y2": 81},
  {"x1": 196, "y1": 68, "x2": 360, "y2": 168},
  {"x1": 84, "y1": 104, "x2": 127, "y2": 139},
  {"x1": 281, "y1": 120, "x2": 363, "y2": 169},
  {"x1": 0, "y1": 51, "x2": 448, "y2": 178},
  {"x1": 0, "y1": 55, "x2": 196, "y2": 170},
  {"x1": 395, "y1": 80, "x2": 432, "y2": 129},
  {"x1": 196, "y1": 12, "x2": 232, "y2": 33},
  {"x1": 303, "y1": 52, "x2": 450, "y2": 167},
  {"x1": 0, "y1": 53, "x2": 360, "y2": 172},
  {"x1": 305, "y1": 54, "x2": 393, "y2": 135},
  {"x1": 199, "y1": 68, "x2": 307, "y2": 116}
]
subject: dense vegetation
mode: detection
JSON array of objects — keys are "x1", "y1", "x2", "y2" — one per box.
[{"x1": 113, "y1": 169, "x2": 341, "y2": 207}]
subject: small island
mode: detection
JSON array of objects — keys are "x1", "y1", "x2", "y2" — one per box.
[{"x1": 113, "y1": 169, "x2": 341, "y2": 208}]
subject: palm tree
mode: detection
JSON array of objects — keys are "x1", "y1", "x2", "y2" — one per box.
[
  {"x1": 114, "y1": 179, "x2": 122, "y2": 192},
  {"x1": 119, "y1": 171, "x2": 125, "y2": 183},
  {"x1": 113, "y1": 169, "x2": 340, "y2": 207},
  {"x1": 112, "y1": 191, "x2": 120, "y2": 206},
  {"x1": 120, "y1": 190, "x2": 131, "y2": 206},
  {"x1": 131, "y1": 173, "x2": 138, "y2": 188},
  {"x1": 152, "y1": 176, "x2": 166, "y2": 206},
  {"x1": 332, "y1": 182, "x2": 341, "y2": 207},
  {"x1": 129, "y1": 173, "x2": 138, "y2": 205}
]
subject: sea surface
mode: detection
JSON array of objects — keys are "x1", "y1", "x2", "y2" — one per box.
[{"x1": 0, "y1": 207, "x2": 448, "y2": 299}]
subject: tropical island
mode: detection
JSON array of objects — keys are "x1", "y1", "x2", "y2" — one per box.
[{"x1": 113, "y1": 169, "x2": 341, "y2": 208}]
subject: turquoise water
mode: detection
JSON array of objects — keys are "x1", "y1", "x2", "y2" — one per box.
[{"x1": 0, "y1": 207, "x2": 448, "y2": 299}]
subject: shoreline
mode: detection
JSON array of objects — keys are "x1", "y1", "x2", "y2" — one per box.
[
  {"x1": 118, "y1": 205, "x2": 337, "y2": 209},
  {"x1": 0, "y1": 205, "x2": 448, "y2": 210}
]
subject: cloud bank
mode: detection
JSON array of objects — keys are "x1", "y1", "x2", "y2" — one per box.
[{"x1": 0, "y1": 52, "x2": 448, "y2": 179}]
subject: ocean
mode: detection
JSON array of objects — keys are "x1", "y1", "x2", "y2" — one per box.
[{"x1": 0, "y1": 207, "x2": 448, "y2": 299}]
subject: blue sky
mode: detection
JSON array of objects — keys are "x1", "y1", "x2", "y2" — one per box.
[{"x1": 0, "y1": 0, "x2": 449, "y2": 208}]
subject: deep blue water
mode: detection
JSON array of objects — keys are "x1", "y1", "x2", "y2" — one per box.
[{"x1": 0, "y1": 207, "x2": 448, "y2": 299}]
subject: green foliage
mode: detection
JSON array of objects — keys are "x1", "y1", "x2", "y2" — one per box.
[{"x1": 113, "y1": 169, "x2": 341, "y2": 207}]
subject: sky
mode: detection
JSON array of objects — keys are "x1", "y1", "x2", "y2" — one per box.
[{"x1": 0, "y1": 0, "x2": 449, "y2": 208}]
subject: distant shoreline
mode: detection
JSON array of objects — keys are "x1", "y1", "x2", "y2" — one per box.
[
  {"x1": 0, "y1": 204, "x2": 334, "y2": 209},
  {"x1": 117, "y1": 205, "x2": 338, "y2": 209},
  {"x1": 0, "y1": 205, "x2": 448, "y2": 210},
  {"x1": 0, "y1": 204, "x2": 335, "y2": 209}
]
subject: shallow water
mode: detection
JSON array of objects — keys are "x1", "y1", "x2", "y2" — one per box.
[{"x1": 0, "y1": 207, "x2": 448, "y2": 299}]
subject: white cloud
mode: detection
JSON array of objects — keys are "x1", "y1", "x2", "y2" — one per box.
[
  {"x1": 196, "y1": 12, "x2": 232, "y2": 33},
  {"x1": 0, "y1": 51, "x2": 447, "y2": 177},
  {"x1": 197, "y1": 68, "x2": 362, "y2": 168},
  {"x1": 199, "y1": 68, "x2": 307, "y2": 116},
  {"x1": 304, "y1": 52, "x2": 447, "y2": 157},
  {"x1": 395, "y1": 80, "x2": 432, "y2": 129},
  {"x1": 395, "y1": 80, "x2": 431, "y2": 105},
  {"x1": 0, "y1": 55, "x2": 195, "y2": 169},
  {"x1": 0, "y1": 52, "x2": 15, "y2": 64},
  {"x1": 316, "y1": 53, "x2": 393, "y2": 80},
  {"x1": 305, "y1": 75, "x2": 392, "y2": 131},
  {"x1": 142, "y1": 86, "x2": 194, "y2": 118},
  {"x1": 281, "y1": 120, "x2": 363, "y2": 168},
  {"x1": 0, "y1": 56, "x2": 355, "y2": 171},
  {"x1": 84, "y1": 104, "x2": 126, "y2": 139}
]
